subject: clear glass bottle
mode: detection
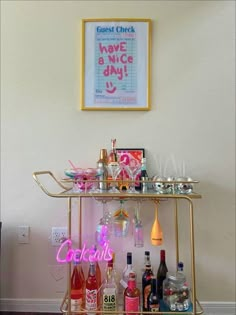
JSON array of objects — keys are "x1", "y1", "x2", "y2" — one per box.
[
  {"x1": 102, "y1": 258, "x2": 117, "y2": 313},
  {"x1": 163, "y1": 271, "x2": 191, "y2": 311},
  {"x1": 142, "y1": 251, "x2": 154, "y2": 311},
  {"x1": 121, "y1": 252, "x2": 136, "y2": 289},
  {"x1": 124, "y1": 272, "x2": 140, "y2": 315}
]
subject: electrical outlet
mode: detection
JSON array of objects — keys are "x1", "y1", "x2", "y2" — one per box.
[
  {"x1": 51, "y1": 227, "x2": 67, "y2": 246},
  {"x1": 18, "y1": 225, "x2": 30, "y2": 244}
]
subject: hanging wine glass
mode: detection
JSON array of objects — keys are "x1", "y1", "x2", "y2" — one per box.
[
  {"x1": 107, "y1": 163, "x2": 121, "y2": 193},
  {"x1": 95, "y1": 199, "x2": 113, "y2": 246},
  {"x1": 150, "y1": 200, "x2": 163, "y2": 246},
  {"x1": 113, "y1": 199, "x2": 130, "y2": 237},
  {"x1": 134, "y1": 200, "x2": 144, "y2": 247}
]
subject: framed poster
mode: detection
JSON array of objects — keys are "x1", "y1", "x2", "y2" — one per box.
[
  {"x1": 116, "y1": 148, "x2": 145, "y2": 188},
  {"x1": 80, "y1": 18, "x2": 152, "y2": 111}
]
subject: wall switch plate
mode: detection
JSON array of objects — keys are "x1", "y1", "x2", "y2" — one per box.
[
  {"x1": 51, "y1": 227, "x2": 67, "y2": 246},
  {"x1": 18, "y1": 225, "x2": 30, "y2": 243}
]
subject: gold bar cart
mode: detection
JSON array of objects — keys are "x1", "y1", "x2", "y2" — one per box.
[{"x1": 32, "y1": 171, "x2": 203, "y2": 315}]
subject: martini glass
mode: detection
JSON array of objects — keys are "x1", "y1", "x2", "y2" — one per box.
[
  {"x1": 125, "y1": 164, "x2": 141, "y2": 193},
  {"x1": 107, "y1": 163, "x2": 121, "y2": 193}
]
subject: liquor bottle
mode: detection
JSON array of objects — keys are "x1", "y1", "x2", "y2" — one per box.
[
  {"x1": 71, "y1": 260, "x2": 85, "y2": 312},
  {"x1": 85, "y1": 262, "x2": 98, "y2": 313},
  {"x1": 102, "y1": 258, "x2": 117, "y2": 312},
  {"x1": 141, "y1": 158, "x2": 148, "y2": 192},
  {"x1": 147, "y1": 278, "x2": 159, "y2": 312},
  {"x1": 97, "y1": 149, "x2": 108, "y2": 191},
  {"x1": 142, "y1": 251, "x2": 154, "y2": 311},
  {"x1": 108, "y1": 139, "x2": 118, "y2": 165},
  {"x1": 124, "y1": 272, "x2": 140, "y2": 315},
  {"x1": 121, "y1": 252, "x2": 135, "y2": 289},
  {"x1": 141, "y1": 157, "x2": 148, "y2": 178},
  {"x1": 156, "y1": 250, "x2": 168, "y2": 299}
]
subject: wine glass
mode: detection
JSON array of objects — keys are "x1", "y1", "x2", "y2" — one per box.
[
  {"x1": 133, "y1": 200, "x2": 144, "y2": 247},
  {"x1": 113, "y1": 199, "x2": 130, "y2": 237},
  {"x1": 125, "y1": 164, "x2": 141, "y2": 193},
  {"x1": 107, "y1": 163, "x2": 121, "y2": 193},
  {"x1": 95, "y1": 199, "x2": 113, "y2": 246}
]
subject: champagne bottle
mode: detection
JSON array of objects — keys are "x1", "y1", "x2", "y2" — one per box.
[
  {"x1": 124, "y1": 272, "x2": 140, "y2": 315},
  {"x1": 86, "y1": 262, "x2": 98, "y2": 313},
  {"x1": 102, "y1": 258, "x2": 117, "y2": 313},
  {"x1": 142, "y1": 251, "x2": 154, "y2": 311},
  {"x1": 147, "y1": 278, "x2": 160, "y2": 312},
  {"x1": 156, "y1": 250, "x2": 168, "y2": 299}
]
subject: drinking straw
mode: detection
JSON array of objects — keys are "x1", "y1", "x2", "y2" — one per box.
[{"x1": 68, "y1": 160, "x2": 77, "y2": 170}]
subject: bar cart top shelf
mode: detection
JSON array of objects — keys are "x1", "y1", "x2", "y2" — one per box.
[{"x1": 32, "y1": 170, "x2": 202, "y2": 200}]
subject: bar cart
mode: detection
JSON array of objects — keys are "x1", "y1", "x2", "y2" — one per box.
[{"x1": 33, "y1": 170, "x2": 204, "y2": 315}]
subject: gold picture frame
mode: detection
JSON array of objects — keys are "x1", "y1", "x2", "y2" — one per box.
[{"x1": 80, "y1": 18, "x2": 152, "y2": 111}]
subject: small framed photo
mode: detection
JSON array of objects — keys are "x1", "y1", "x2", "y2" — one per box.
[
  {"x1": 116, "y1": 148, "x2": 145, "y2": 188},
  {"x1": 80, "y1": 18, "x2": 152, "y2": 111}
]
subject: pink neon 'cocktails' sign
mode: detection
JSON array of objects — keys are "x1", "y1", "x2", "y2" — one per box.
[{"x1": 56, "y1": 239, "x2": 113, "y2": 263}]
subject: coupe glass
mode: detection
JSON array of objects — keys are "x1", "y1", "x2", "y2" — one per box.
[{"x1": 107, "y1": 163, "x2": 121, "y2": 193}]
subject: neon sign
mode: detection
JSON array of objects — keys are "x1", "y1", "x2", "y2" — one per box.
[{"x1": 56, "y1": 239, "x2": 113, "y2": 263}]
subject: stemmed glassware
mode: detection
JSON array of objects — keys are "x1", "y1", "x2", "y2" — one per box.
[
  {"x1": 133, "y1": 200, "x2": 144, "y2": 247},
  {"x1": 113, "y1": 199, "x2": 130, "y2": 237},
  {"x1": 95, "y1": 199, "x2": 113, "y2": 246},
  {"x1": 107, "y1": 163, "x2": 121, "y2": 193},
  {"x1": 125, "y1": 164, "x2": 141, "y2": 193}
]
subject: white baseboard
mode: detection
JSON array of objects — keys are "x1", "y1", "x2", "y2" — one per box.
[
  {"x1": 201, "y1": 302, "x2": 236, "y2": 315},
  {"x1": 0, "y1": 299, "x2": 235, "y2": 314},
  {"x1": 0, "y1": 298, "x2": 61, "y2": 312}
]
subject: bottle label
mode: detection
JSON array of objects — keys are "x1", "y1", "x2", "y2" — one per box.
[
  {"x1": 103, "y1": 289, "x2": 117, "y2": 311},
  {"x1": 86, "y1": 289, "x2": 97, "y2": 310},
  {"x1": 150, "y1": 304, "x2": 160, "y2": 312},
  {"x1": 71, "y1": 298, "x2": 82, "y2": 311},
  {"x1": 144, "y1": 284, "x2": 151, "y2": 309},
  {"x1": 125, "y1": 296, "x2": 139, "y2": 315}
]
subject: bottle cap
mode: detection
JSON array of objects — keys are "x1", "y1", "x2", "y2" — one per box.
[
  {"x1": 98, "y1": 149, "x2": 108, "y2": 164},
  {"x1": 145, "y1": 251, "x2": 150, "y2": 256},
  {"x1": 127, "y1": 252, "x2": 132, "y2": 264}
]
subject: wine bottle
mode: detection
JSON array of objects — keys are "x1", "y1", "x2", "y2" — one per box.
[
  {"x1": 102, "y1": 258, "x2": 117, "y2": 313},
  {"x1": 121, "y1": 252, "x2": 135, "y2": 289},
  {"x1": 147, "y1": 278, "x2": 160, "y2": 312},
  {"x1": 156, "y1": 249, "x2": 168, "y2": 299},
  {"x1": 142, "y1": 251, "x2": 154, "y2": 311},
  {"x1": 71, "y1": 260, "x2": 84, "y2": 312},
  {"x1": 124, "y1": 272, "x2": 140, "y2": 315},
  {"x1": 86, "y1": 262, "x2": 98, "y2": 313}
]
